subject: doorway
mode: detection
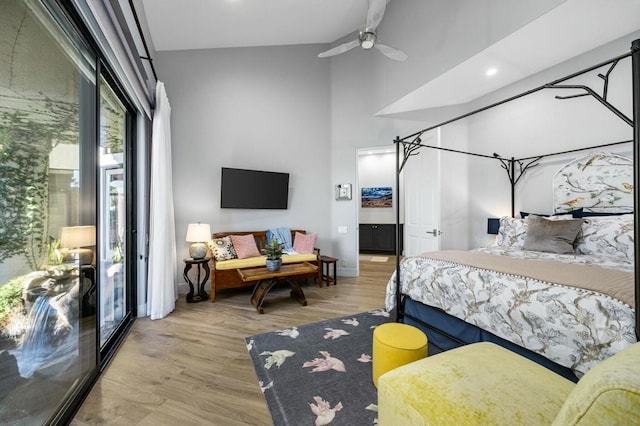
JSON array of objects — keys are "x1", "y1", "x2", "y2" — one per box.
[{"x1": 356, "y1": 146, "x2": 402, "y2": 275}]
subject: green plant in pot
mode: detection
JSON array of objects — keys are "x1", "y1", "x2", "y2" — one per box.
[{"x1": 265, "y1": 238, "x2": 283, "y2": 272}]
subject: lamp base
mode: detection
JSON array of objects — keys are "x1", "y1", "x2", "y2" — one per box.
[
  {"x1": 63, "y1": 248, "x2": 94, "y2": 265},
  {"x1": 189, "y1": 242, "x2": 208, "y2": 259}
]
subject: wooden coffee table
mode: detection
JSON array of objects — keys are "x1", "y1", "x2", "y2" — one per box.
[{"x1": 237, "y1": 262, "x2": 317, "y2": 314}]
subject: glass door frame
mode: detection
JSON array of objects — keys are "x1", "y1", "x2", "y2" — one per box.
[{"x1": 96, "y1": 60, "x2": 137, "y2": 365}]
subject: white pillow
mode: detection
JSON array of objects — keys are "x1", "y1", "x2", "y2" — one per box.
[{"x1": 576, "y1": 214, "x2": 634, "y2": 261}]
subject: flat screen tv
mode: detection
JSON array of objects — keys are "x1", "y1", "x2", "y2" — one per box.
[{"x1": 220, "y1": 167, "x2": 290, "y2": 209}]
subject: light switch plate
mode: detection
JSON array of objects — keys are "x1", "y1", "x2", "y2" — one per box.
[{"x1": 338, "y1": 226, "x2": 347, "y2": 234}]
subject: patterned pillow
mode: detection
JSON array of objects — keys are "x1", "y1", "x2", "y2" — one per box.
[
  {"x1": 496, "y1": 215, "x2": 575, "y2": 249},
  {"x1": 293, "y1": 232, "x2": 317, "y2": 254},
  {"x1": 208, "y1": 236, "x2": 237, "y2": 261},
  {"x1": 496, "y1": 217, "x2": 528, "y2": 249},
  {"x1": 576, "y1": 214, "x2": 634, "y2": 261},
  {"x1": 230, "y1": 234, "x2": 261, "y2": 259}
]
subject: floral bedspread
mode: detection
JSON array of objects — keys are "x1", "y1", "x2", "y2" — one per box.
[{"x1": 385, "y1": 248, "x2": 636, "y2": 377}]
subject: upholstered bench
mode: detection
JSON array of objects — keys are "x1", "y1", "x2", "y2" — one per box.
[
  {"x1": 378, "y1": 341, "x2": 640, "y2": 425},
  {"x1": 209, "y1": 230, "x2": 320, "y2": 301},
  {"x1": 372, "y1": 323, "x2": 427, "y2": 388}
]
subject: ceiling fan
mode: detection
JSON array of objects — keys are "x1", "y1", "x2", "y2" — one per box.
[{"x1": 318, "y1": 0, "x2": 407, "y2": 62}]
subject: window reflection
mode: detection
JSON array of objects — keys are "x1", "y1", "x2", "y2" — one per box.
[
  {"x1": 99, "y1": 78, "x2": 127, "y2": 347},
  {"x1": 0, "y1": 0, "x2": 97, "y2": 423}
]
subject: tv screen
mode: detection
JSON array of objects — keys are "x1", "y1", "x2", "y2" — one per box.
[{"x1": 220, "y1": 167, "x2": 289, "y2": 209}]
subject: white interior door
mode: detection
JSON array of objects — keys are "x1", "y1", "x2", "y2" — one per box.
[{"x1": 403, "y1": 128, "x2": 441, "y2": 256}]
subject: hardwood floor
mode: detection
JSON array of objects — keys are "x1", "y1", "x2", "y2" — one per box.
[{"x1": 71, "y1": 258, "x2": 396, "y2": 425}]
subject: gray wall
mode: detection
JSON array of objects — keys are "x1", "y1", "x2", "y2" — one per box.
[
  {"x1": 157, "y1": 0, "x2": 607, "y2": 282},
  {"x1": 156, "y1": 44, "x2": 331, "y2": 283}
]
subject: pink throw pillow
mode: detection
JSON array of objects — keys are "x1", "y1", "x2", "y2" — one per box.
[
  {"x1": 293, "y1": 232, "x2": 317, "y2": 254},
  {"x1": 230, "y1": 234, "x2": 260, "y2": 259}
]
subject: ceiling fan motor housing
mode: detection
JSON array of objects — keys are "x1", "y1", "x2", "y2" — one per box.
[{"x1": 359, "y1": 31, "x2": 376, "y2": 49}]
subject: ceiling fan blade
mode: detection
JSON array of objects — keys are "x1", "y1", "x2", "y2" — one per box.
[
  {"x1": 318, "y1": 39, "x2": 360, "y2": 58},
  {"x1": 375, "y1": 43, "x2": 408, "y2": 61},
  {"x1": 366, "y1": 0, "x2": 388, "y2": 30}
]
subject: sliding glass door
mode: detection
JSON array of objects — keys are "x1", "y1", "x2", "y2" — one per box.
[
  {"x1": 0, "y1": 0, "x2": 139, "y2": 422},
  {"x1": 0, "y1": 0, "x2": 98, "y2": 423},
  {"x1": 98, "y1": 76, "x2": 133, "y2": 351}
]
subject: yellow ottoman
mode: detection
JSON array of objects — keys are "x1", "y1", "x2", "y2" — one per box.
[
  {"x1": 372, "y1": 322, "x2": 427, "y2": 388},
  {"x1": 377, "y1": 342, "x2": 576, "y2": 425}
]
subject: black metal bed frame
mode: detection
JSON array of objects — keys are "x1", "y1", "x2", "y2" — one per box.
[{"x1": 393, "y1": 38, "x2": 640, "y2": 342}]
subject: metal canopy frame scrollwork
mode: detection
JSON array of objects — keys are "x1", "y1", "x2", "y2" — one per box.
[{"x1": 393, "y1": 39, "x2": 640, "y2": 341}]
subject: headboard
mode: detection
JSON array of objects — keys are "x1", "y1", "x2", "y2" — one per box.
[{"x1": 553, "y1": 152, "x2": 633, "y2": 214}]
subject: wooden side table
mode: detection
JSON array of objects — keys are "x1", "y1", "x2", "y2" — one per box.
[
  {"x1": 320, "y1": 255, "x2": 338, "y2": 286},
  {"x1": 183, "y1": 257, "x2": 211, "y2": 303}
]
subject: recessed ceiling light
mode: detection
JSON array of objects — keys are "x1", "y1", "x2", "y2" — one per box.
[{"x1": 485, "y1": 68, "x2": 498, "y2": 77}]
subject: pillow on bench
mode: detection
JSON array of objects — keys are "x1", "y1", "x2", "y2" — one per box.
[
  {"x1": 231, "y1": 234, "x2": 261, "y2": 259},
  {"x1": 293, "y1": 232, "x2": 317, "y2": 254},
  {"x1": 209, "y1": 236, "x2": 237, "y2": 261}
]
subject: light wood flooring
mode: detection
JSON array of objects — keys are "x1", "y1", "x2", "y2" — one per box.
[{"x1": 71, "y1": 258, "x2": 396, "y2": 425}]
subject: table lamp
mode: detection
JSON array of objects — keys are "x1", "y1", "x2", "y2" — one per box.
[
  {"x1": 186, "y1": 223, "x2": 211, "y2": 259},
  {"x1": 60, "y1": 225, "x2": 96, "y2": 265}
]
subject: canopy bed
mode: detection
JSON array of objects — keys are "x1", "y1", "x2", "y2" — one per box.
[{"x1": 388, "y1": 39, "x2": 640, "y2": 381}]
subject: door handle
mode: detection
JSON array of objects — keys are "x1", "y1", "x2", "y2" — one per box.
[{"x1": 426, "y1": 229, "x2": 441, "y2": 236}]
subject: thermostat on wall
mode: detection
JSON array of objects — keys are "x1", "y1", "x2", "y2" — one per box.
[{"x1": 335, "y1": 183, "x2": 352, "y2": 200}]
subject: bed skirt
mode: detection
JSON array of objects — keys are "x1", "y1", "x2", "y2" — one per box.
[{"x1": 401, "y1": 297, "x2": 579, "y2": 383}]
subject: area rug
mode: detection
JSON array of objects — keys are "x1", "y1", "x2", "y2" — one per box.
[
  {"x1": 245, "y1": 309, "x2": 392, "y2": 425},
  {"x1": 369, "y1": 256, "x2": 388, "y2": 262}
]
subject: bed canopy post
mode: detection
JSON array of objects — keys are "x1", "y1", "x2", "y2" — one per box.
[
  {"x1": 632, "y1": 38, "x2": 640, "y2": 340},
  {"x1": 510, "y1": 158, "x2": 516, "y2": 217},
  {"x1": 394, "y1": 136, "x2": 403, "y2": 322}
]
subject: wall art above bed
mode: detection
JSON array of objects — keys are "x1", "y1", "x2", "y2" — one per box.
[{"x1": 553, "y1": 152, "x2": 633, "y2": 214}]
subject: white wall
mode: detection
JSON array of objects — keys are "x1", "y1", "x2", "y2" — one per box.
[
  {"x1": 463, "y1": 32, "x2": 638, "y2": 248},
  {"x1": 156, "y1": 44, "x2": 332, "y2": 286},
  {"x1": 439, "y1": 122, "x2": 471, "y2": 250}
]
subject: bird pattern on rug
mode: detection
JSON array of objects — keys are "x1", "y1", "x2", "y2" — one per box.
[{"x1": 245, "y1": 309, "x2": 391, "y2": 425}]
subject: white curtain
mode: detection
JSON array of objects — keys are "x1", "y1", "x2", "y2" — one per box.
[{"x1": 147, "y1": 81, "x2": 177, "y2": 320}]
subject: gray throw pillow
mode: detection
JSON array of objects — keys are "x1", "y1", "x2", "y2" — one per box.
[{"x1": 523, "y1": 216, "x2": 582, "y2": 254}]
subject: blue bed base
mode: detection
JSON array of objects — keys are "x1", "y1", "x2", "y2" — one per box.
[{"x1": 401, "y1": 297, "x2": 579, "y2": 383}]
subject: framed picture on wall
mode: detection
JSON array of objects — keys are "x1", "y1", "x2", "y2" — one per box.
[{"x1": 361, "y1": 187, "x2": 392, "y2": 208}]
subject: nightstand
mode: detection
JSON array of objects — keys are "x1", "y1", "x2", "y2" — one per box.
[{"x1": 183, "y1": 257, "x2": 211, "y2": 303}]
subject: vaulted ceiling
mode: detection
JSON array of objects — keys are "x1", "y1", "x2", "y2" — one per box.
[
  {"x1": 139, "y1": 0, "x2": 367, "y2": 51},
  {"x1": 137, "y1": 0, "x2": 640, "y2": 115}
]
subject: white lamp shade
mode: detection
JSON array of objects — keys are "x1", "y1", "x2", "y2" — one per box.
[
  {"x1": 186, "y1": 223, "x2": 211, "y2": 242},
  {"x1": 60, "y1": 226, "x2": 96, "y2": 248}
]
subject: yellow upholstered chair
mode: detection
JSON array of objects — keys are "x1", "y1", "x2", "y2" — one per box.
[
  {"x1": 372, "y1": 323, "x2": 427, "y2": 388},
  {"x1": 378, "y1": 341, "x2": 640, "y2": 426}
]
